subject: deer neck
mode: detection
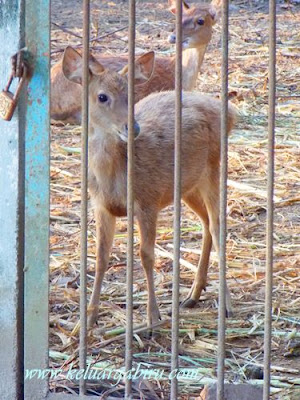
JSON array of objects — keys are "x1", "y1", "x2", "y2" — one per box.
[
  {"x1": 88, "y1": 124, "x2": 128, "y2": 215},
  {"x1": 88, "y1": 124, "x2": 125, "y2": 177},
  {"x1": 181, "y1": 44, "x2": 208, "y2": 91}
]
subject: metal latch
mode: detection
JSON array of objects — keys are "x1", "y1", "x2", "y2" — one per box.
[{"x1": 0, "y1": 50, "x2": 28, "y2": 121}]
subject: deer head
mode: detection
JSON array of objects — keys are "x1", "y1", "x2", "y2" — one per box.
[
  {"x1": 168, "y1": 0, "x2": 221, "y2": 49},
  {"x1": 62, "y1": 46, "x2": 155, "y2": 141}
]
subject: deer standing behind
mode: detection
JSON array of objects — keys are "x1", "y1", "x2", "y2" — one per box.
[
  {"x1": 62, "y1": 46, "x2": 236, "y2": 328},
  {"x1": 51, "y1": 0, "x2": 221, "y2": 123}
]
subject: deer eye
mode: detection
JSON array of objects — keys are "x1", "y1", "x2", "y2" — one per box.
[
  {"x1": 197, "y1": 18, "x2": 204, "y2": 26},
  {"x1": 98, "y1": 94, "x2": 108, "y2": 103}
]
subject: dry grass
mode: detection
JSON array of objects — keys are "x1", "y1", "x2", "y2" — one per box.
[{"x1": 49, "y1": 0, "x2": 300, "y2": 398}]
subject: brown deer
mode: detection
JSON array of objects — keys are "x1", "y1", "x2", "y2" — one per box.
[
  {"x1": 62, "y1": 46, "x2": 236, "y2": 328},
  {"x1": 51, "y1": 0, "x2": 221, "y2": 124}
]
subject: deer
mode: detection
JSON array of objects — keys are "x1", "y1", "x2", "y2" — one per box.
[
  {"x1": 51, "y1": 0, "x2": 221, "y2": 124},
  {"x1": 62, "y1": 45, "x2": 236, "y2": 329}
]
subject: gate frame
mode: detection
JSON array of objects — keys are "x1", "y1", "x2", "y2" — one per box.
[
  {"x1": 23, "y1": 0, "x2": 50, "y2": 398},
  {"x1": 0, "y1": 0, "x2": 50, "y2": 398},
  {"x1": 0, "y1": 0, "x2": 277, "y2": 399},
  {"x1": 0, "y1": 1, "x2": 25, "y2": 398}
]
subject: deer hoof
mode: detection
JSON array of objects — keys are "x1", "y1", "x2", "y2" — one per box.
[
  {"x1": 180, "y1": 298, "x2": 197, "y2": 309},
  {"x1": 87, "y1": 306, "x2": 99, "y2": 329}
]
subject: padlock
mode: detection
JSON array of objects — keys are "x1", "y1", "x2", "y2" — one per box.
[{"x1": 0, "y1": 68, "x2": 27, "y2": 121}]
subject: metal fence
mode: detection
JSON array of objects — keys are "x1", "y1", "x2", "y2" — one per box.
[{"x1": 0, "y1": 0, "x2": 277, "y2": 399}]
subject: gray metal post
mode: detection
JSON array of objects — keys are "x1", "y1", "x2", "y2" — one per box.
[{"x1": 0, "y1": 1, "x2": 25, "y2": 399}]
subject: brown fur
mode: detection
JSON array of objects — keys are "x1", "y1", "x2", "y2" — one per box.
[
  {"x1": 51, "y1": 0, "x2": 221, "y2": 123},
  {"x1": 62, "y1": 45, "x2": 237, "y2": 328}
]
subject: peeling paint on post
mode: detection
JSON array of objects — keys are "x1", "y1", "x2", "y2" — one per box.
[
  {"x1": 0, "y1": 1, "x2": 24, "y2": 399},
  {"x1": 24, "y1": 0, "x2": 50, "y2": 399}
]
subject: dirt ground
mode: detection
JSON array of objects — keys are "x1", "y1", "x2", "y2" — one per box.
[{"x1": 49, "y1": 1, "x2": 300, "y2": 398}]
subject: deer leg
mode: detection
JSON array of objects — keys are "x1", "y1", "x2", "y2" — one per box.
[
  {"x1": 137, "y1": 210, "x2": 161, "y2": 326},
  {"x1": 202, "y1": 184, "x2": 233, "y2": 317},
  {"x1": 88, "y1": 207, "x2": 116, "y2": 328},
  {"x1": 181, "y1": 192, "x2": 212, "y2": 308}
]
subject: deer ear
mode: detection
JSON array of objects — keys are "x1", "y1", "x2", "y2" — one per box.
[
  {"x1": 88, "y1": 54, "x2": 105, "y2": 76},
  {"x1": 168, "y1": 0, "x2": 190, "y2": 15},
  {"x1": 134, "y1": 51, "x2": 155, "y2": 85},
  {"x1": 210, "y1": 0, "x2": 222, "y2": 23},
  {"x1": 62, "y1": 46, "x2": 105, "y2": 85},
  {"x1": 119, "y1": 51, "x2": 155, "y2": 85},
  {"x1": 62, "y1": 47, "x2": 84, "y2": 84},
  {"x1": 209, "y1": 6, "x2": 221, "y2": 24}
]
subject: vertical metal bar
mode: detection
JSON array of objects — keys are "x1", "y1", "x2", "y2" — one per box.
[
  {"x1": 79, "y1": 0, "x2": 90, "y2": 395},
  {"x1": 24, "y1": 0, "x2": 50, "y2": 398},
  {"x1": 0, "y1": 1, "x2": 25, "y2": 398},
  {"x1": 263, "y1": 0, "x2": 276, "y2": 398},
  {"x1": 217, "y1": 0, "x2": 229, "y2": 399},
  {"x1": 125, "y1": 0, "x2": 135, "y2": 398},
  {"x1": 171, "y1": 0, "x2": 183, "y2": 398}
]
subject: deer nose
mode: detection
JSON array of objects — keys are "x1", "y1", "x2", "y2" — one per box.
[
  {"x1": 134, "y1": 121, "x2": 140, "y2": 137},
  {"x1": 168, "y1": 33, "x2": 176, "y2": 44},
  {"x1": 125, "y1": 121, "x2": 140, "y2": 139}
]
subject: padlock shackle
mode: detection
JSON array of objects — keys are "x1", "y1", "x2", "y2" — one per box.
[
  {"x1": 1, "y1": 65, "x2": 28, "y2": 121},
  {"x1": 4, "y1": 74, "x2": 14, "y2": 92},
  {"x1": 13, "y1": 65, "x2": 28, "y2": 101},
  {"x1": 4, "y1": 65, "x2": 27, "y2": 94}
]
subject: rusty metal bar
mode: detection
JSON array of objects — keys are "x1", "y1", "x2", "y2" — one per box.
[
  {"x1": 171, "y1": 0, "x2": 183, "y2": 398},
  {"x1": 263, "y1": 0, "x2": 276, "y2": 398},
  {"x1": 217, "y1": 0, "x2": 229, "y2": 398},
  {"x1": 125, "y1": 0, "x2": 136, "y2": 398},
  {"x1": 79, "y1": 0, "x2": 90, "y2": 395}
]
